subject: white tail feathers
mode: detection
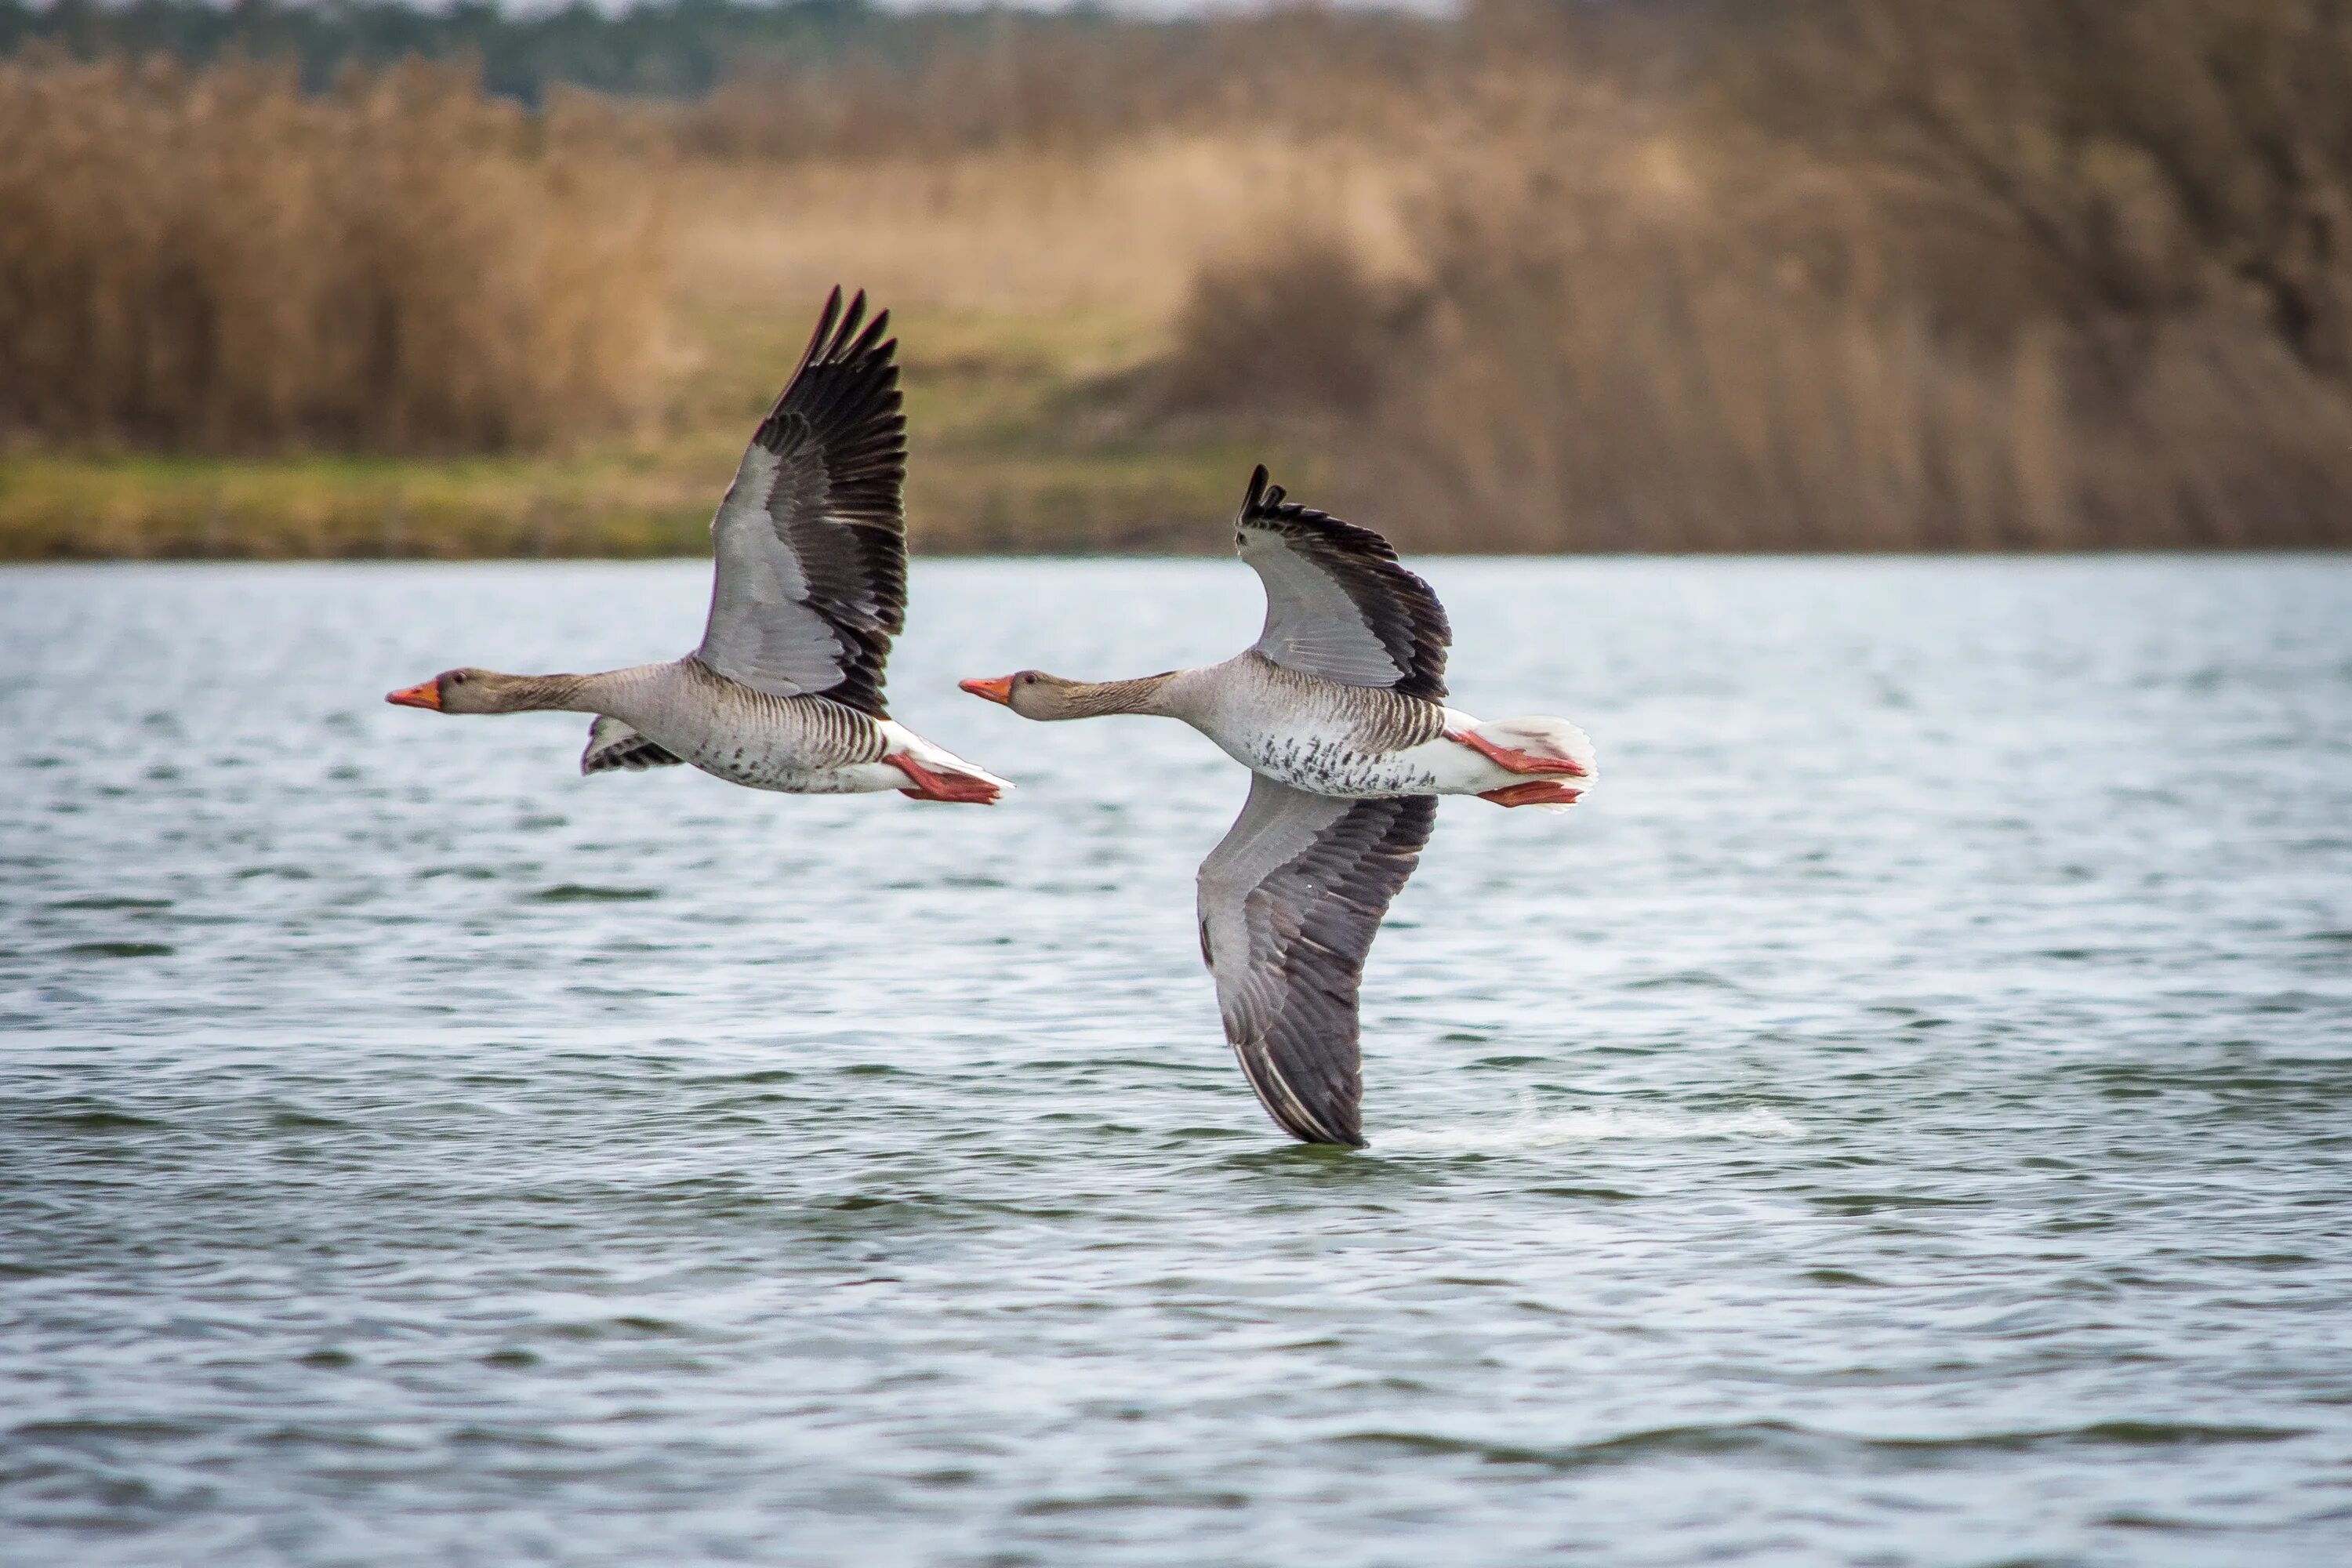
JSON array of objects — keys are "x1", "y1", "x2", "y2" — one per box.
[
  {"x1": 1467, "y1": 715, "x2": 1595, "y2": 812},
  {"x1": 1475, "y1": 716, "x2": 1597, "y2": 782},
  {"x1": 935, "y1": 754, "x2": 1014, "y2": 794},
  {"x1": 879, "y1": 720, "x2": 1014, "y2": 797}
]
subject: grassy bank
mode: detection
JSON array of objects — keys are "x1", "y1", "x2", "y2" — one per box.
[
  {"x1": 0, "y1": 303, "x2": 1290, "y2": 560},
  {"x1": 0, "y1": 326, "x2": 1295, "y2": 559},
  {"x1": 0, "y1": 136, "x2": 1361, "y2": 559}
]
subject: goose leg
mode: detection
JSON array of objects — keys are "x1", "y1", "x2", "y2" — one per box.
[
  {"x1": 884, "y1": 753, "x2": 1003, "y2": 804},
  {"x1": 1479, "y1": 780, "x2": 1585, "y2": 808},
  {"x1": 1447, "y1": 728, "x2": 1590, "y2": 777}
]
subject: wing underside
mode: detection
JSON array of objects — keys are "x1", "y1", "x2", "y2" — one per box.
[
  {"x1": 582, "y1": 716, "x2": 683, "y2": 775},
  {"x1": 1236, "y1": 466, "x2": 1450, "y2": 702},
  {"x1": 1196, "y1": 775, "x2": 1436, "y2": 1146},
  {"x1": 696, "y1": 289, "x2": 908, "y2": 716}
]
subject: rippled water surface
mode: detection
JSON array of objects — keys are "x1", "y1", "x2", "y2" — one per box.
[{"x1": 5, "y1": 557, "x2": 2351, "y2": 1566}]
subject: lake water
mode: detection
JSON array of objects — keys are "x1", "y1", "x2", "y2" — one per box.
[{"x1": 3, "y1": 557, "x2": 2350, "y2": 1566}]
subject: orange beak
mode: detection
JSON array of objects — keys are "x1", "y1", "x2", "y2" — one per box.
[
  {"x1": 386, "y1": 679, "x2": 442, "y2": 711},
  {"x1": 959, "y1": 675, "x2": 1014, "y2": 706}
]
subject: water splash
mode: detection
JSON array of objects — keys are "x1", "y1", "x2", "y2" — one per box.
[{"x1": 1370, "y1": 1103, "x2": 1801, "y2": 1154}]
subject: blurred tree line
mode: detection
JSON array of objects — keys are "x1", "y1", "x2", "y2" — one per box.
[{"x1": 0, "y1": 0, "x2": 1247, "y2": 103}]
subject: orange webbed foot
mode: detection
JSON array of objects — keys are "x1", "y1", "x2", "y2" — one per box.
[
  {"x1": 885, "y1": 753, "x2": 1003, "y2": 804},
  {"x1": 1479, "y1": 780, "x2": 1585, "y2": 808},
  {"x1": 1447, "y1": 728, "x2": 1590, "y2": 778}
]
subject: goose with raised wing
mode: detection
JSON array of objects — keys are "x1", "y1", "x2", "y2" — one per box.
[
  {"x1": 387, "y1": 289, "x2": 1009, "y2": 806},
  {"x1": 960, "y1": 467, "x2": 1595, "y2": 1146}
]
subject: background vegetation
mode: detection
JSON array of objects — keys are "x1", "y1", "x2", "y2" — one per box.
[{"x1": 4, "y1": 0, "x2": 2348, "y2": 557}]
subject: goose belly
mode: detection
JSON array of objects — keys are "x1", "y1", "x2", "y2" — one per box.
[
  {"x1": 1211, "y1": 724, "x2": 1487, "y2": 798},
  {"x1": 671, "y1": 734, "x2": 899, "y2": 795},
  {"x1": 1205, "y1": 702, "x2": 1527, "y2": 799},
  {"x1": 722, "y1": 760, "x2": 906, "y2": 795}
]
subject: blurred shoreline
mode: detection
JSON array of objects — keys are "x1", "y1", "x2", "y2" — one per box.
[{"x1": 5, "y1": 1, "x2": 2350, "y2": 558}]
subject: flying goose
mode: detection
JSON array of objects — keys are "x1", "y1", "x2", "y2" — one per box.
[
  {"x1": 388, "y1": 289, "x2": 1009, "y2": 806},
  {"x1": 960, "y1": 467, "x2": 1595, "y2": 1147}
]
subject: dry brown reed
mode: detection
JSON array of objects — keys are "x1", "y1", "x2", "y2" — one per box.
[
  {"x1": 1163, "y1": 0, "x2": 2352, "y2": 551},
  {"x1": 661, "y1": 132, "x2": 1417, "y2": 328},
  {"x1": 1156, "y1": 235, "x2": 1406, "y2": 421},
  {"x1": 9, "y1": 1, "x2": 2349, "y2": 552},
  {"x1": 0, "y1": 54, "x2": 666, "y2": 456}
]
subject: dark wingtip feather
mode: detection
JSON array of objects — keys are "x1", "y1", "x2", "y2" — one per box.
[
  {"x1": 809, "y1": 287, "x2": 845, "y2": 360},
  {"x1": 835, "y1": 289, "x2": 868, "y2": 351},
  {"x1": 771, "y1": 288, "x2": 848, "y2": 421}
]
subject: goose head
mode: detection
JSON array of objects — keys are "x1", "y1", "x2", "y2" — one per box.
[
  {"x1": 959, "y1": 670, "x2": 1088, "y2": 720},
  {"x1": 386, "y1": 668, "x2": 555, "y2": 715}
]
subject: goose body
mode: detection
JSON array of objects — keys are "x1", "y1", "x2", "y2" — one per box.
[
  {"x1": 568, "y1": 662, "x2": 995, "y2": 797},
  {"x1": 964, "y1": 467, "x2": 1595, "y2": 1146},
  {"x1": 387, "y1": 291, "x2": 1008, "y2": 807},
  {"x1": 1148, "y1": 654, "x2": 1593, "y2": 801}
]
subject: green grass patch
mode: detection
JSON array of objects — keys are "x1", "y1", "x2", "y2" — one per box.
[{"x1": 1, "y1": 303, "x2": 1302, "y2": 561}]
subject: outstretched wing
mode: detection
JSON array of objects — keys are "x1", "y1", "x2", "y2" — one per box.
[
  {"x1": 1236, "y1": 465, "x2": 1449, "y2": 701},
  {"x1": 581, "y1": 716, "x2": 682, "y2": 775},
  {"x1": 696, "y1": 288, "x2": 907, "y2": 717},
  {"x1": 1196, "y1": 775, "x2": 1437, "y2": 1147}
]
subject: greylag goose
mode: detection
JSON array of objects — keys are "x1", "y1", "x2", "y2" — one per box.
[
  {"x1": 387, "y1": 289, "x2": 1009, "y2": 806},
  {"x1": 960, "y1": 467, "x2": 1595, "y2": 1146}
]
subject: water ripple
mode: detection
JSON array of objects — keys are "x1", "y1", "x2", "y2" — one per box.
[{"x1": 2, "y1": 557, "x2": 2349, "y2": 1566}]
